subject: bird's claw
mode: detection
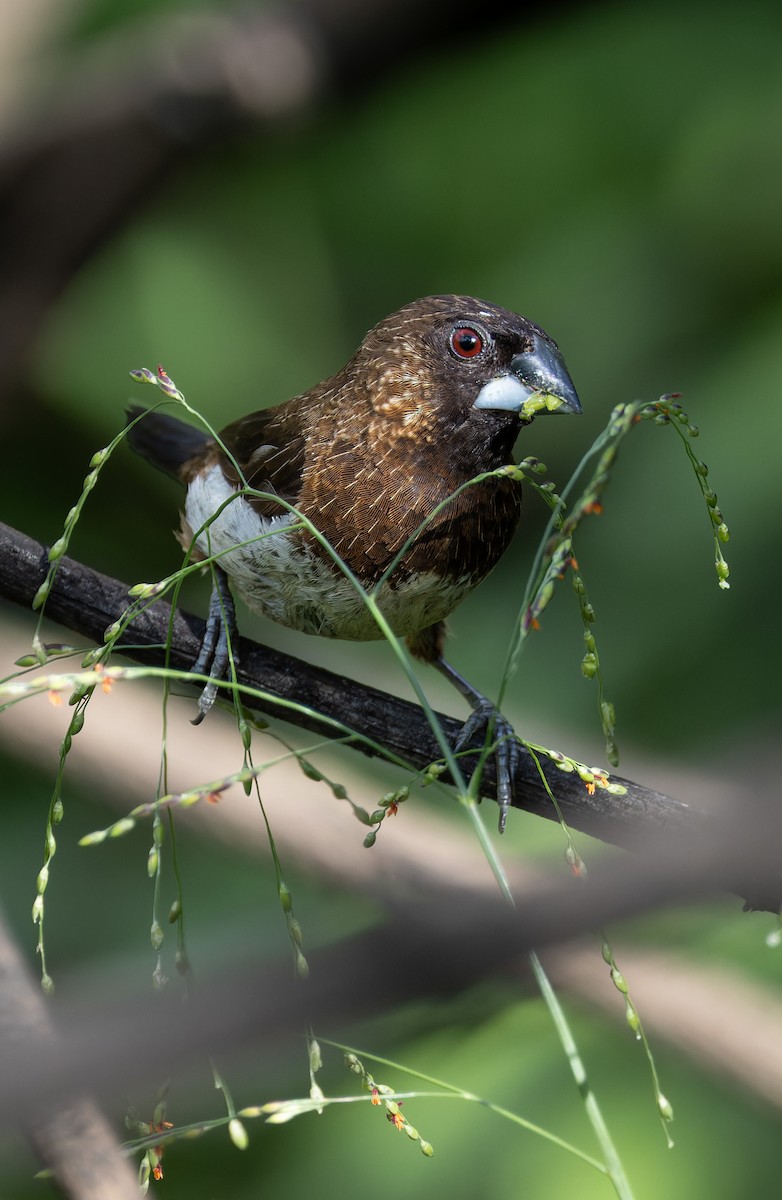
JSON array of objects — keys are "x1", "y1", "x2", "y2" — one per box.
[
  {"x1": 190, "y1": 568, "x2": 237, "y2": 724},
  {"x1": 453, "y1": 699, "x2": 520, "y2": 834}
]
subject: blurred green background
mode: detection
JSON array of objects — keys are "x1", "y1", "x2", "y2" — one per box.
[{"x1": 2, "y1": 1, "x2": 781, "y2": 1197}]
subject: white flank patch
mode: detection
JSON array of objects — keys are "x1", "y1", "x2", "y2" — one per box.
[{"x1": 185, "y1": 465, "x2": 472, "y2": 641}]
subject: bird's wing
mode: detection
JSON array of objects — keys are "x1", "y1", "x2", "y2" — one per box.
[{"x1": 216, "y1": 406, "x2": 307, "y2": 519}]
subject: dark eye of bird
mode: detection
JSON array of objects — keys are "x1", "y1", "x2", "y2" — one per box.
[{"x1": 449, "y1": 327, "x2": 485, "y2": 359}]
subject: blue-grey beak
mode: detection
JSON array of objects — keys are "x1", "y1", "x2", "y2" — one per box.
[{"x1": 473, "y1": 334, "x2": 582, "y2": 418}]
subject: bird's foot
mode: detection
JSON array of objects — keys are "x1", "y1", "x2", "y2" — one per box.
[
  {"x1": 190, "y1": 568, "x2": 238, "y2": 724},
  {"x1": 453, "y1": 698, "x2": 520, "y2": 834},
  {"x1": 426, "y1": 653, "x2": 520, "y2": 833}
]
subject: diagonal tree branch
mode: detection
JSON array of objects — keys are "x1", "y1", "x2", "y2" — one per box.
[{"x1": 1, "y1": 519, "x2": 780, "y2": 912}]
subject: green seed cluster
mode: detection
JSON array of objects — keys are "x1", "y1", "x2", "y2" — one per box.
[
  {"x1": 600, "y1": 936, "x2": 674, "y2": 1147},
  {"x1": 344, "y1": 1053, "x2": 434, "y2": 1157},
  {"x1": 639, "y1": 396, "x2": 730, "y2": 590}
]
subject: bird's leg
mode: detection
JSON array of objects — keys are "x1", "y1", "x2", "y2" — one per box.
[
  {"x1": 434, "y1": 657, "x2": 520, "y2": 833},
  {"x1": 407, "y1": 623, "x2": 519, "y2": 833},
  {"x1": 190, "y1": 565, "x2": 238, "y2": 724}
]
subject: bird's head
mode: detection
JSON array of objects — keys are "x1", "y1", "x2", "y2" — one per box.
[{"x1": 352, "y1": 295, "x2": 581, "y2": 441}]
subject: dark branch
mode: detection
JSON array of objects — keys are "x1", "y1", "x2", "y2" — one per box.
[
  {"x1": 0, "y1": 522, "x2": 684, "y2": 836},
  {"x1": 0, "y1": 521, "x2": 780, "y2": 911}
]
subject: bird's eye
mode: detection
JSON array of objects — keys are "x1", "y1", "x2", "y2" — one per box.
[{"x1": 449, "y1": 327, "x2": 485, "y2": 359}]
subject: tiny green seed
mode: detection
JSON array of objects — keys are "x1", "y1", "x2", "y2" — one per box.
[
  {"x1": 295, "y1": 950, "x2": 309, "y2": 979},
  {"x1": 109, "y1": 817, "x2": 136, "y2": 838},
  {"x1": 625, "y1": 999, "x2": 640, "y2": 1033},
  {"x1": 309, "y1": 1039, "x2": 323, "y2": 1073},
  {"x1": 610, "y1": 966, "x2": 628, "y2": 994},
  {"x1": 78, "y1": 829, "x2": 107, "y2": 846},
  {"x1": 14, "y1": 654, "x2": 39, "y2": 667},
  {"x1": 536, "y1": 580, "x2": 555, "y2": 610},
  {"x1": 228, "y1": 1118, "x2": 249, "y2": 1150},
  {"x1": 32, "y1": 582, "x2": 50, "y2": 610},
  {"x1": 581, "y1": 653, "x2": 598, "y2": 679}
]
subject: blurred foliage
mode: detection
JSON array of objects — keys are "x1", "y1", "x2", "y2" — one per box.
[{"x1": 2, "y1": 0, "x2": 782, "y2": 1197}]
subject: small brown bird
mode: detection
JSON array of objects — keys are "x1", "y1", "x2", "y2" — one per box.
[{"x1": 127, "y1": 294, "x2": 581, "y2": 830}]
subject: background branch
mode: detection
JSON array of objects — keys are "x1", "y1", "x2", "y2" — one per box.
[
  {"x1": 0, "y1": 0, "x2": 520, "y2": 400},
  {"x1": 0, "y1": 906, "x2": 141, "y2": 1200}
]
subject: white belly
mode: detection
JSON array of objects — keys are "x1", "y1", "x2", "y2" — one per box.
[{"x1": 184, "y1": 465, "x2": 471, "y2": 641}]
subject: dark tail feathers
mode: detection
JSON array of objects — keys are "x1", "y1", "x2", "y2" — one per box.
[{"x1": 126, "y1": 406, "x2": 211, "y2": 479}]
